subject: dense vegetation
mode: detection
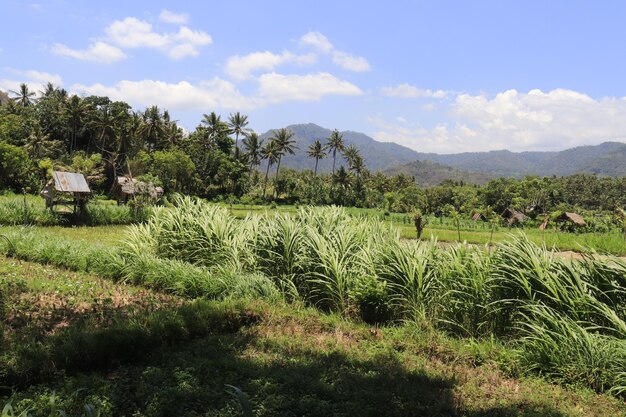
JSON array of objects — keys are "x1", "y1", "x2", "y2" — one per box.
[
  {"x1": 3, "y1": 257, "x2": 625, "y2": 416},
  {"x1": 2, "y1": 199, "x2": 626, "y2": 401},
  {"x1": 1, "y1": 83, "x2": 625, "y2": 224}
]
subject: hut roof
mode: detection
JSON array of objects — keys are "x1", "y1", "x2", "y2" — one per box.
[
  {"x1": 52, "y1": 171, "x2": 91, "y2": 193},
  {"x1": 471, "y1": 213, "x2": 486, "y2": 221},
  {"x1": 558, "y1": 212, "x2": 587, "y2": 226},
  {"x1": 502, "y1": 208, "x2": 526, "y2": 223},
  {"x1": 116, "y1": 176, "x2": 138, "y2": 195}
]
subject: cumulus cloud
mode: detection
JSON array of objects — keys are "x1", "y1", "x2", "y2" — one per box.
[
  {"x1": 104, "y1": 17, "x2": 211, "y2": 59},
  {"x1": 52, "y1": 15, "x2": 211, "y2": 62},
  {"x1": 331, "y1": 51, "x2": 370, "y2": 72},
  {"x1": 381, "y1": 83, "x2": 448, "y2": 99},
  {"x1": 370, "y1": 88, "x2": 626, "y2": 153},
  {"x1": 299, "y1": 31, "x2": 370, "y2": 72},
  {"x1": 71, "y1": 73, "x2": 362, "y2": 111},
  {"x1": 159, "y1": 9, "x2": 189, "y2": 25},
  {"x1": 52, "y1": 42, "x2": 126, "y2": 63},
  {"x1": 225, "y1": 51, "x2": 316, "y2": 80},
  {"x1": 257, "y1": 72, "x2": 363, "y2": 103},
  {"x1": 0, "y1": 68, "x2": 64, "y2": 94},
  {"x1": 299, "y1": 31, "x2": 333, "y2": 53}
]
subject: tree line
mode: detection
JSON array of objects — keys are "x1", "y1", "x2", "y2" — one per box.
[{"x1": 1, "y1": 82, "x2": 625, "y2": 217}]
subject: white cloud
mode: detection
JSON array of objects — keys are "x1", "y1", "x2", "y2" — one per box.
[
  {"x1": 159, "y1": 9, "x2": 189, "y2": 25},
  {"x1": 70, "y1": 72, "x2": 362, "y2": 111},
  {"x1": 53, "y1": 16, "x2": 212, "y2": 62},
  {"x1": 225, "y1": 51, "x2": 316, "y2": 80},
  {"x1": 71, "y1": 78, "x2": 257, "y2": 111},
  {"x1": 381, "y1": 83, "x2": 448, "y2": 99},
  {"x1": 370, "y1": 88, "x2": 626, "y2": 153},
  {"x1": 104, "y1": 17, "x2": 212, "y2": 59},
  {"x1": 299, "y1": 31, "x2": 370, "y2": 72},
  {"x1": 257, "y1": 72, "x2": 363, "y2": 103},
  {"x1": 52, "y1": 42, "x2": 126, "y2": 64},
  {"x1": 299, "y1": 31, "x2": 333, "y2": 53},
  {"x1": 0, "y1": 69, "x2": 64, "y2": 94},
  {"x1": 331, "y1": 51, "x2": 370, "y2": 72}
]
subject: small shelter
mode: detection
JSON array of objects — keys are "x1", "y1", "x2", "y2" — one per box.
[
  {"x1": 112, "y1": 176, "x2": 163, "y2": 205},
  {"x1": 502, "y1": 208, "x2": 527, "y2": 226},
  {"x1": 471, "y1": 213, "x2": 487, "y2": 222},
  {"x1": 41, "y1": 171, "x2": 91, "y2": 213},
  {"x1": 555, "y1": 212, "x2": 587, "y2": 228}
]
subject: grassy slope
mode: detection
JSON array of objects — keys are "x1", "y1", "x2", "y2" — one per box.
[{"x1": 2, "y1": 257, "x2": 625, "y2": 417}]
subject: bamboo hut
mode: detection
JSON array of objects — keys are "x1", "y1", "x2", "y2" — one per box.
[{"x1": 40, "y1": 171, "x2": 91, "y2": 213}]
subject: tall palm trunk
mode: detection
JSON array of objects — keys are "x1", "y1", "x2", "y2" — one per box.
[
  {"x1": 274, "y1": 156, "x2": 282, "y2": 198},
  {"x1": 234, "y1": 132, "x2": 239, "y2": 160},
  {"x1": 263, "y1": 162, "x2": 272, "y2": 198},
  {"x1": 332, "y1": 150, "x2": 337, "y2": 175},
  {"x1": 314, "y1": 157, "x2": 319, "y2": 176}
]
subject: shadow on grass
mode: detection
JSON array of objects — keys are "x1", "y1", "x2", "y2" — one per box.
[{"x1": 4, "y1": 300, "x2": 574, "y2": 417}]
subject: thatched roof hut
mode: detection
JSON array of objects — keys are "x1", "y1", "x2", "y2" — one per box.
[
  {"x1": 556, "y1": 212, "x2": 587, "y2": 227},
  {"x1": 113, "y1": 176, "x2": 163, "y2": 204},
  {"x1": 502, "y1": 208, "x2": 527, "y2": 226},
  {"x1": 471, "y1": 213, "x2": 487, "y2": 221}
]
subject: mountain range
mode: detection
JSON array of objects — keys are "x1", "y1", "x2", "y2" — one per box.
[{"x1": 259, "y1": 123, "x2": 626, "y2": 180}]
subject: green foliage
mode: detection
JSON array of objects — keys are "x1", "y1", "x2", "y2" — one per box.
[{"x1": 0, "y1": 143, "x2": 34, "y2": 192}]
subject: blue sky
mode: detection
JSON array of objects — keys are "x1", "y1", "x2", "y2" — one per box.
[{"x1": 2, "y1": 0, "x2": 626, "y2": 153}]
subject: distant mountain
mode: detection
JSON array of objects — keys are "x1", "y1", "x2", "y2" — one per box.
[
  {"x1": 259, "y1": 123, "x2": 421, "y2": 172},
  {"x1": 0, "y1": 90, "x2": 9, "y2": 104},
  {"x1": 411, "y1": 141, "x2": 626, "y2": 177},
  {"x1": 382, "y1": 160, "x2": 493, "y2": 187}
]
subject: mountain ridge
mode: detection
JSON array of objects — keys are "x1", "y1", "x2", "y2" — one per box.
[{"x1": 258, "y1": 123, "x2": 626, "y2": 179}]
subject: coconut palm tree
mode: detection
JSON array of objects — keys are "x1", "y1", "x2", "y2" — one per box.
[
  {"x1": 270, "y1": 128, "x2": 297, "y2": 194},
  {"x1": 325, "y1": 129, "x2": 344, "y2": 175},
  {"x1": 10, "y1": 83, "x2": 36, "y2": 107},
  {"x1": 63, "y1": 95, "x2": 88, "y2": 153},
  {"x1": 227, "y1": 112, "x2": 249, "y2": 159},
  {"x1": 242, "y1": 132, "x2": 263, "y2": 172},
  {"x1": 343, "y1": 144, "x2": 361, "y2": 170},
  {"x1": 139, "y1": 106, "x2": 165, "y2": 151},
  {"x1": 307, "y1": 139, "x2": 327, "y2": 176},
  {"x1": 260, "y1": 139, "x2": 280, "y2": 198}
]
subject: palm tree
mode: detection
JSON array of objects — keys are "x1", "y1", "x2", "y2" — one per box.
[
  {"x1": 270, "y1": 128, "x2": 297, "y2": 196},
  {"x1": 260, "y1": 139, "x2": 280, "y2": 198},
  {"x1": 139, "y1": 106, "x2": 165, "y2": 151},
  {"x1": 227, "y1": 112, "x2": 249, "y2": 159},
  {"x1": 63, "y1": 95, "x2": 88, "y2": 153},
  {"x1": 242, "y1": 132, "x2": 263, "y2": 172},
  {"x1": 90, "y1": 106, "x2": 117, "y2": 151},
  {"x1": 10, "y1": 83, "x2": 36, "y2": 107},
  {"x1": 307, "y1": 139, "x2": 327, "y2": 176},
  {"x1": 325, "y1": 129, "x2": 344, "y2": 175},
  {"x1": 343, "y1": 144, "x2": 360, "y2": 170}
]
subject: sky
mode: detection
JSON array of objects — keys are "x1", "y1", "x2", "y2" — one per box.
[{"x1": 2, "y1": 0, "x2": 626, "y2": 153}]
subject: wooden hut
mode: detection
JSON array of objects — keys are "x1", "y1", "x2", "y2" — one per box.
[
  {"x1": 471, "y1": 213, "x2": 487, "y2": 222},
  {"x1": 112, "y1": 176, "x2": 163, "y2": 205},
  {"x1": 502, "y1": 208, "x2": 527, "y2": 226},
  {"x1": 555, "y1": 212, "x2": 587, "y2": 228},
  {"x1": 41, "y1": 171, "x2": 91, "y2": 213}
]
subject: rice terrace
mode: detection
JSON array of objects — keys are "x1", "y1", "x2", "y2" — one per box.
[{"x1": 3, "y1": 2, "x2": 626, "y2": 416}]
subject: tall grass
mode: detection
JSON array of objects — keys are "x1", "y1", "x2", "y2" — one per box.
[{"x1": 4, "y1": 198, "x2": 626, "y2": 396}]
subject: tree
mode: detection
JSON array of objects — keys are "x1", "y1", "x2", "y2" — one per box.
[
  {"x1": 270, "y1": 128, "x2": 297, "y2": 197},
  {"x1": 9, "y1": 83, "x2": 36, "y2": 107},
  {"x1": 63, "y1": 95, "x2": 88, "y2": 153},
  {"x1": 227, "y1": 112, "x2": 249, "y2": 159},
  {"x1": 138, "y1": 106, "x2": 165, "y2": 151},
  {"x1": 307, "y1": 139, "x2": 327, "y2": 176},
  {"x1": 260, "y1": 139, "x2": 281, "y2": 198},
  {"x1": 325, "y1": 129, "x2": 344, "y2": 175},
  {"x1": 242, "y1": 132, "x2": 263, "y2": 172}
]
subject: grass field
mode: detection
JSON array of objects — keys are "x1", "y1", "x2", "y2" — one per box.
[{"x1": 2, "y1": 256, "x2": 625, "y2": 416}]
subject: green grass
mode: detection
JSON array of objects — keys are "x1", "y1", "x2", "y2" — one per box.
[
  {"x1": 2, "y1": 256, "x2": 626, "y2": 417},
  {"x1": 4, "y1": 199, "x2": 626, "y2": 399}
]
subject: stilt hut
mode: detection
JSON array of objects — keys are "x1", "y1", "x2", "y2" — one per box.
[{"x1": 41, "y1": 171, "x2": 91, "y2": 213}]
